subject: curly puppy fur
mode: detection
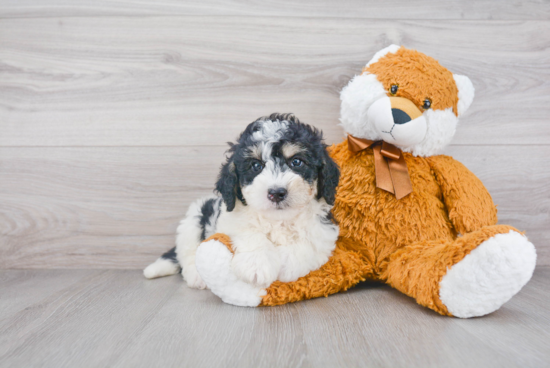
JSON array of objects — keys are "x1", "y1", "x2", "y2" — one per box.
[{"x1": 144, "y1": 113, "x2": 340, "y2": 289}]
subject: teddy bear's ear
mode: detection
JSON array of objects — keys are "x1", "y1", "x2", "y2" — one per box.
[
  {"x1": 365, "y1": 44, "x2": 401, "y2": 68},
  {"x1": 453, "y1": 74, "x2": 475, "y2": 116}
]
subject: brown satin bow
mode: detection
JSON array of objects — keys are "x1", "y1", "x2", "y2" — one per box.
[{"x1": 347, "y1": 135, "x2": 413, "y2": 200}]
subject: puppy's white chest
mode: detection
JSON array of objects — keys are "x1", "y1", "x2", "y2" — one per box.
[{"x1": 263, "y1": 223, "x2": 301, "y2": 248}]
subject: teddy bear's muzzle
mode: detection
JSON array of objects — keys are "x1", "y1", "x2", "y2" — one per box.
[
  {"x1": 390, "y1": 97, "x2": 422, "y2": 124},
  {"x1": 368, "y1": 96, "x2": 427, "y2": 148}
]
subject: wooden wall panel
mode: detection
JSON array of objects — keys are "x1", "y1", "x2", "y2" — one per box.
[
  {"x1": 1, "y1": 18, "x2": 549, "y2": 146},
  {"x1": 0, "y1": 2, "x2": 548, "y2": 269},
  {"x1": 0, "y1": 146, "x2": 224, "y2": 268},
  {"x1": 1, "y1": 0, "x2": 549, "y2": 19},
  {"x1": 1, "y1": 145, "x2": 548, "y2": 269}
]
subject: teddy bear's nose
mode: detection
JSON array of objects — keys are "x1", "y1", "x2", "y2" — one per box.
[
  {"x1": 389, "y1": 97, "x2": 422, "y2": 124},
  {"x1": 392, "y1": 108, "x2": 412, "y2": 125}
]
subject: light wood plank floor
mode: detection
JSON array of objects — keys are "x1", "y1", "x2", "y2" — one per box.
[{"x1": 1, "y1": 267, "x2": 549, "y2": 368}]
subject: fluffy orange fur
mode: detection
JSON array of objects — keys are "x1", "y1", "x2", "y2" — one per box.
[
  {"x1": 260, "y1": 238, "x2": 373, "y2": 306},
  {"x1": 256, "y1": 140, "x2": 518, "y2": 315},
  {"x1": 365, "y1": 47, "x2": 460, "y2": 116},
  {"x1": 204, "y1": 233, "x2": 234, "y2": 252},
  {"x1": 204, "y1": 139, "x2": 517, "y2": 316}
]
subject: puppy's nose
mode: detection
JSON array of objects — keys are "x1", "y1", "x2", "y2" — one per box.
[{"x1": 268, "y1": 188, "x2": 288, "y2": 203}]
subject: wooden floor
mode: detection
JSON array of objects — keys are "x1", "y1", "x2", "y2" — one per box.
[{"x1": 1, "y1": 267, "x2": 549, "y2": 368}]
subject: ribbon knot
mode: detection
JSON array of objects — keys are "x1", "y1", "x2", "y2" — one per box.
[{"x1": 347, "y1": 135, "x2": 413, "y2": 200}]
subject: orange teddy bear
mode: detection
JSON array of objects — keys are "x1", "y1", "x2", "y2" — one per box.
[{"x1": 195, "y1": 45, "x2": 537, "y2": 318}]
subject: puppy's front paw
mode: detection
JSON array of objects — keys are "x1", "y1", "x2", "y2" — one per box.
[
  {"x1": 231, "y1": 251, "x2": 280, "y2": 287},
  {"x1": 183, "y1": 267, "x2": 207, "y2": 289}
]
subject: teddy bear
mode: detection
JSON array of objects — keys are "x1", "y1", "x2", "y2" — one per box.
[{"x1": 194, "y1": 45, "x2": 537, "y2": 318}]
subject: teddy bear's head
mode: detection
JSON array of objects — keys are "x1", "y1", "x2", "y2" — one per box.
[{"x1": 340, "y1": 45, "x2": 474, "y2": 157}]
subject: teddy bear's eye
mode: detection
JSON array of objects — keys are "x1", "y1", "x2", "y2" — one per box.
[
  {"x1": 389, "y1": 84, "x2": 398, "y2": 95},
  {"x1": 422, "y1": 99, "x2": 432, "y2": 109}
]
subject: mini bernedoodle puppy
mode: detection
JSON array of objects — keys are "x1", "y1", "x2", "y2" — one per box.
[{"x1": 144, "y1": 113, "x2": 340, "y2": 289}]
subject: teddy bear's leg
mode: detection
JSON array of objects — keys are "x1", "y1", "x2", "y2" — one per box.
[
  {"x1": 196, "y1": 234, "x2": 373, "y2": 307},
  {"x1": 383, "y1": 225, "x2": 536, "y2": 318}
]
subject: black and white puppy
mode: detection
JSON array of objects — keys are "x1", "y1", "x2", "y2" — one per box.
[{"x1": 144, "y1": 113, "x2": 340, "y2": 289}]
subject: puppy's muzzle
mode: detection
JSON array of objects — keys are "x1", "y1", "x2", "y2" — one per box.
[
  {"x1": 268, "y1": 188, "x2": 288, "y2": 203},
  {"x1": 390, "y1": 97, "x2": 422, "y2": 125}
]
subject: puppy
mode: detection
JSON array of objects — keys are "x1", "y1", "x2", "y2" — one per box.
[{"x1": 144, "y1": 113, "x2": 340, "y2": 289}]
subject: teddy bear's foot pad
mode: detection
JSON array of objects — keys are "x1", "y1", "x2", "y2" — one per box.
[
  {"x1": 196, "y1": 239, "x2": 266, "y2": 307},
  {"x1": 439, "y1": 230, "x2": 536, "y2": 318}
]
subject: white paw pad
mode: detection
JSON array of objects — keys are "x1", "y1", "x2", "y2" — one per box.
[{"x1": 439, "y1": 231, "x2": 537, "y2": 318}]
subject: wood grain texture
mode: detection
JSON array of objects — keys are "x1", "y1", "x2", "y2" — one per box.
[
  {"x1": 0, "y1": 269, "x2": 97, "y2": 319},
  {"x1": 0, "y1": 268, "x2": 549, "y2": 368},
  {"x1": 0, "y1": 270, "x2": 181, "y2": 366},
  {"x1": 0, "y1": 4, "x2": 548, "y2": 271},
  {"x1": 0, "y1": 0, "x2": 549, "y2": 19},
  {"x1": 0, "y1": 146, "x2": 225, "y2": 269},
  {"x1": 1, "y1": 145, "x2": 548, "y2": 269},
  {"x1": 1, "y1": 18, "x2": 549, "y2": 146}
]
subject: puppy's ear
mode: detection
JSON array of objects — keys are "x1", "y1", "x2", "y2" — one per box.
[
  {"x1": 317, "y1": 149, "x2": 340, "y2": 206},
  {"x1": 215, "y1": 155, "x2": 241, "y2": 212}
]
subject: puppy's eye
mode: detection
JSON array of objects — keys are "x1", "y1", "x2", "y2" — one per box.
[
  {"x1": 422, "y1": 99, "x2": 432, "y2": 109},
  {"x1": 389, "y1": 84, "x2": 398, "y2": 95},
  {"x1": 290, "y1": 158, "x2": 303, "y2": 168},
  {"x1": 251, "y1": 161, "x2": 263, "y2": 172}
]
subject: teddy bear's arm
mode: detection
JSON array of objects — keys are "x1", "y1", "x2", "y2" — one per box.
[
  {"x1": 427, "y1": 155, "x2": 498, "y2": 234},
  {"x1": 197, "y1": 234, "x2": 373, "y2": 307}
]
